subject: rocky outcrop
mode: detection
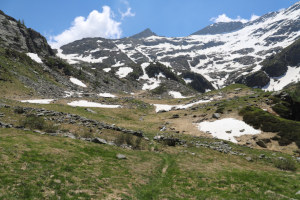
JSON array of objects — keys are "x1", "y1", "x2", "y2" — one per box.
[
  {"x1": 0, "y1": 10, "x2": 54, "y2": 57},
  {"x1": 129, "y1": 28, "x2": 157, "y2": 39},
  {"x1": 191, "y1": 22, "x2": 244, "y2": 35},
  {"x1": 236, "y1": 70, "x2": 270, "y2": 88},
  {"x1": 181, "y1": 71, "x2": 215, "y2": 93}
]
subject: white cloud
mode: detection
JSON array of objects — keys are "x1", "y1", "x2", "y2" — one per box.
[
  {"x1": 210, "y1": 13, "x2": 260, "y2": 24},
  {"x1": 119, "y1": 0, "x2": 135, "y2": 20},
  {"x1": 49, "y1": 6, "x2": 122, "y2": 49},
  {"x1": 120, "y1": 7, "x2": 135, "y2": 20}
]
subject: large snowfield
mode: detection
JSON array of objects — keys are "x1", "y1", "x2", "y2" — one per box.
[{"x1": 197, "y1": 118, "x2": 261, "y2": 143}]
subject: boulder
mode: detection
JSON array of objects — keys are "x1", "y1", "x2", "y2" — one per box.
[
  {"x1": 245, "y1": 157, "x2": 253, "y2": 162},
  {"x1": 92, "y1": 137, "x2": 107, "y2": 144},
  {"x1": 171, "y1": 114, "x2": 179, "y2": 119},
  {"x1": 212, "y1": 113, "x2": 221, "y2": 119},
  {"x1": 256, "y1": 140, "x2": 267, "y2": 148},
  {"x1": 116, "y1": 154, "x2": 126, "y2": 159}
]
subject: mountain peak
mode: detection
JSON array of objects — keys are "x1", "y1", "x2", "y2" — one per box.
[
  {"x1": 129, "y1": 28, "x2": 157, "y2": 39},
  {"x1": 191, "y1": 21, "x2": 244, "y2": 35}
]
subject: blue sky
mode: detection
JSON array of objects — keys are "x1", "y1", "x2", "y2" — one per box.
[{"x1": 1, "y1": 0, "x2": 299, "y2": 47}]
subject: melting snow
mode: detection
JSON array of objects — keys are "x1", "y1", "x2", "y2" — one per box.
[
  {"x1": 67, "y1": 100, "x2": 121, "y2": 108},
  {"x1": 70, "y1": 77, "x2": 87, "y2": 87},
  {"x1": 103, "y1": 68, "x2": 111, "y2": 72},
  {"x1": 263, "y1": 66, "x2": 300, "y2": 91},
  {"x1": 26, "y1": 53, "x2": 43, "y2": 63},
  {"x1": 153, "y1": 104, "x2": 175, "y2": 112},
  {"x1": 57, "y1": 49, "x2": 108, "y2": 64},
  {"x1": 197, "y1": 118, "x2": 261, "y2": 143},
  {"x1": 21, "y1": 99, "x2": 54, "y2": 104},
  {"x1": 154, "y1": 98, "x2": 212, "y2": 112},
  {"x1": 116, "y1": 67, "x2": 133, "y2": 78},
  {"x1": 184, "y1": 78, "x2": 193, "y2": 84},
  {"x1": 64, "y1": 91, "x2": 83, "y2": 98},
  {"x1": 139, "y1": 63, "x2": 164, "y2": 90},
  {"x1": 112, "y1": 61, "x2": 125, "y2": 67},
  {"x1": 98, "y1": 93, "x2": 116, "y2": 98},
  {"x1": 168, "y1": 91, "x2": 192, "y2": 99}
]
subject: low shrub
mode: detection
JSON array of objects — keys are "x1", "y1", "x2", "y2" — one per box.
[
  {"x1": 114, "y1": 134, "x2": 143, "y2": 150},
  {"x1": 20, "y1": 114, "x2": 45, "y2": 130},
  {"x1": 20, "y1": 114, "x2": 58, "y2": 133},
  {"x1": 239, "y1": 106, "x2": 300, "y2": 147},
  {"x1": 273, "y1": 158, "x2": 297, "y2": 171},
  {"x1": 14, "y1": 107, "x2": 25, "y2": 114}
]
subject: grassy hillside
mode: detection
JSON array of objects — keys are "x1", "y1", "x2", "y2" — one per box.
[{"x1": 0, "y1": 128, "x2": 299, "y2": 199}]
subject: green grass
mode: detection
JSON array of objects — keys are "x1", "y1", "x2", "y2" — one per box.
[
  {"x1": 0, "y1": 128, "x2": 299, "y2": 199},
  {"x1": 0, "y1": 47, "x2": 66, "y2": 98}
]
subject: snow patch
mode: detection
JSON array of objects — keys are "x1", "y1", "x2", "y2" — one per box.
[
  {"x1": 21, "y1": 99, "x2": 54, "y2": 104},
  {"x1": 64, "y1": 91, "x2": 83, "y2": 98},
  {"x1": 67, "y1": 100, "x2": 121, "y2": 108},
  {"x1": 103, "y1": 68, "x2": 111, "y2": 72},
  {"x1": 169, "y1": 91, "x2": 191, "y2": 99},
  {"x1": 197, "y1": 118, "x2": 260, "y2": 143},
  {"x1": 154, "y1": 98, "x2": 212, "y2": 112},
  {"x1": 57, "y1": 49, "x2": 108, "y2": 64},
  {"x1": 116, "y1": 67, "x2": 133, "y2": 78},
  {"x1": 26, "y1": 53, "x2": 43, "y2": 63},
  {"x1": 184, "y1": 78, "x2": 193, "y2": 84},
  {"x1": 112, "y1": 61, "x2": 125, "y2": 67},
  {"x1": 263, "y1": 66, "x2": 300, "y2": 91},
  {"x1": 70, "y1": 77, "x2": 87, "y2": 87},
  {"x1": 153, "y1": 104, "x2": 175, "y2": 113},
  {"x1": 98, "y1": 93, "x2": 116, "y2": 98}
]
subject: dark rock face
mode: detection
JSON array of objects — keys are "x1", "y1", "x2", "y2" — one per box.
[
  {"x1": 129, "y1": 28, "x2": 157, "y2": 39},
  {"x1": 261, "y1": 37, "x2": 300, "y2": 77},
  {"x1": 271, "y1": 89, "x2": 300, "y2": 121},
  {"x1": 233, "y1": 56, "x2": 256, "y2": 65},
  {"x1": 0, "y1": 10, "x2": 54, "y2": 57},
  {"x1": 181, "y1": 71, "x2": 214, "y2": 93},
  {"x1": 232, "y1": 48, "x2": 255, "y2": 55},
  {"x1": 191, "y1": 22, "x2": 244, "y2": 35},
  {"x1": 236, "y1": 70, "x2": 270, "y2": 88},
  {"x1": 261, "y1": 60, "x2": 288, "y2": 77}
]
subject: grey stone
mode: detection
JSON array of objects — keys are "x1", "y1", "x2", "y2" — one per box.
[
  {"x1": 86, "y1": 108, "x2": 96, "y2": 114},
  {"x1": 171, "y1": 114, "x2": 180, "y2": 119},
  {"x1": 92, "y1": 137, "x2": 107, "y2": 144},
  {"x1": 116, "y1": 154, "x2": 126, "y2": 159},
  {"x1": 245, "y1": 157, "x2": 253, "y2": 162},
  {"x1": 256, "y1": 140, "x2": 267, "y2": 148},
  {"x1": 234, "y1": 88, "x2": 242, "y2": 91},
  {"x1": 212, "y1": 113, "x2": 221, "y2": 119},
  {"x1": 259, "y1": 154, "x2": 265, "y2": 159},
  {"x1": 160, "y1": 126, "x2": 166, "y2": 132}
]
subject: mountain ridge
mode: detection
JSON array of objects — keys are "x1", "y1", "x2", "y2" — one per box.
[{"x1": 57, "y1": 1, "x2": 300, "y2": 93}]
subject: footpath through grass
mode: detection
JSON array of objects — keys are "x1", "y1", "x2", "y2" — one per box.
[{"x1": 0, "y1": 128, "x2": 300, "y2": 199}]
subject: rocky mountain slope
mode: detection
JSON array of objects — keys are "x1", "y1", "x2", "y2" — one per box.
[{"x1": 57, "y1": 2, "x2": 300, "y2": 92}]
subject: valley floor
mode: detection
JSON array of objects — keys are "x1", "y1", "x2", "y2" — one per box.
[{"x1": 0, "y1": 84, "x2": 300, "y2": 199}]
